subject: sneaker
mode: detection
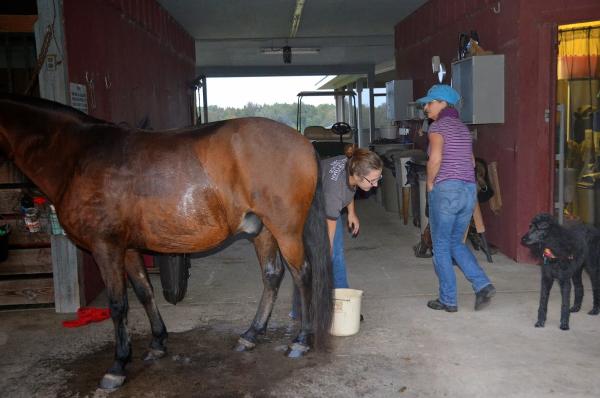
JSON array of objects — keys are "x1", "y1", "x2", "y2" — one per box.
[
  {"x1": 474, "y1": 284, "x2": 496, "y2": 311},
  {"x1": 427, "y1": 299, "x2": 458, "y2": 312}
]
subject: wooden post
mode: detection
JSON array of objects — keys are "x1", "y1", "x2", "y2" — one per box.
[
  {"x1": 472, "y1": 202, "x2": 486, "y2": 233},
  {"x1": 402, "y1": 187, "x2": 410, "y2": 225},
  {"x1": 51, "y1": 235, "x2": 85, "y2": 313}
]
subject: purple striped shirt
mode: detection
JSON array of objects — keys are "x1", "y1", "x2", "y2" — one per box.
[{"x1": 429, "y1": 108, "x2": 475, "y2": 184}]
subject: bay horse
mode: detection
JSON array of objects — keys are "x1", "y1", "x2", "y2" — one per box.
[{"x1": 0, "y1": 94, "x2": 333, "y2": 390}]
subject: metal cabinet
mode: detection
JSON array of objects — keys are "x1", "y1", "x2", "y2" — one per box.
[
  {"x1": 386, "y1": 80, "x2": 413, "y2": 121},
  {"x1": 451, "y1": 55, "x2": 505, "y2": 124}
]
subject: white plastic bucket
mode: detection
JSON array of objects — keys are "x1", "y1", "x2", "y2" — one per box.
[{"x1": 330, "y1": 288, "x2": 363, "y2": 336}]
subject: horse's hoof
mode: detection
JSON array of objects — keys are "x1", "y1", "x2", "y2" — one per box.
[
  {"x1": 588, "y1": 308, "x2": 600, "y2": 315},
  {"x1": 143, "y1": 348, "x2": 166, "y2": 361},
  {"x1": 560, "y1": 323, "x2": 570, "y2": 331},
  {"x1": 570, "y1": 305, "x2": 581, "y2": 313},
  {"x1": 534, "y1": 321, "x2": 545, "y2": 328},
  {"x1": 234, "y1": 337, "x2": 256, "y2": 352},
  {"x1": 99, "y1": 373, "x2": 126, "y2": 391},
  {"x1": 286, "y1": 342, "x2": 310, "y2": 358}
]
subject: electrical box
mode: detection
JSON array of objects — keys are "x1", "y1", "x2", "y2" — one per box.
[
  {"x1": 386, "y1": 80, "x2": 413, "y2": 121},
  {"x1": 451, "y1": 55, "x2": 504, "y2": 124}
]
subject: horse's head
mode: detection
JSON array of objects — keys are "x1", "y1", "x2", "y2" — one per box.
[{"x1": 0, "y1": 94, "x2": 107, "y2": 201}]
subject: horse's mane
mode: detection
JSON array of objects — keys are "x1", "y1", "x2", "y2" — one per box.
[{"x1": 0, "y1": 93, "x2": 110, "y2": 125}]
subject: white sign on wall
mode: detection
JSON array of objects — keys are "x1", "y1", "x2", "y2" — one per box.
[{"x1": 69, "y1": 83, "x2": 88, "y2": 114}]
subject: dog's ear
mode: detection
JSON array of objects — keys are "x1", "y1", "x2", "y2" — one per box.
[
  {"x1": 536, "y1": 220, "x2": 551, "y2": 230},
  {"x1": 532, "y1": 213, "x2": 555, "y2": 230}
]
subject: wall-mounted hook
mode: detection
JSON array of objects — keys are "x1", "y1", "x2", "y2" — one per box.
[
  {"x1": 491, "y1": 1, "x2": 501, "y2": 14},
  {"x1": 84, "y1": 71, "x2": 96, "y2": 110}
]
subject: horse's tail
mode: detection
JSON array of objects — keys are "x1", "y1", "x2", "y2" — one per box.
[{"x1": 303, "y1": 152, "x2": 333, "y2": 349}]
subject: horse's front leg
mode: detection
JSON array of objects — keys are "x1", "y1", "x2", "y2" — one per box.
[
  {"x1": 93, "y1": 242, "x2": 130, "y2": 390},
  {"x1": 286, "y1": 260, "x2": 313, "y2": 358},
  {"x1": 235, "y1": 229, "x2": 284, "y2": 352},
  {"x1": 124, "y1": 250, "x2": 168, "y2": 360}
]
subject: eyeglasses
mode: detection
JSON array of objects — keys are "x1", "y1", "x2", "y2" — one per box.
[{"x1": 362, "y1": 175, "x2": 383, "y2": 186}]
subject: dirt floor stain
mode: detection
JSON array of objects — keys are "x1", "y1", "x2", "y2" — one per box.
[{"x1": 55, "y1": 322, "x2": 331, "y2": 398}]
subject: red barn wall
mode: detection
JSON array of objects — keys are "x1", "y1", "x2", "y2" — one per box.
[{"x1": 63, "y1": 0, "x2": 196, "y2": 129}]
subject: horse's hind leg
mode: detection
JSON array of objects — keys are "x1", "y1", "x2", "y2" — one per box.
[
  {"x1": 124, "y1": 250, "x2": 168, "y2": 360},
  {"x1": 284, "y1": 258, "x2": 313, "y2": 358},
  {"x1": 570, "y1": 264, "x2": 584, "y2": 312},
  {"x1": 235, "y1": 228, "x2": 284, "y2": 352},
  {"x1": 92, "y1": 242, "x2": 130, "y2": 390}
]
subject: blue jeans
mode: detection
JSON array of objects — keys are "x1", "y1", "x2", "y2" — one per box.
[
  {"x1": 291, "y1": 217, "x2": 348, "y2": 318},
  {"x1": 332, "y1": 216, "x2": 349, "y2": 289},
  {"x1": 428, "y1": 179, "x2": 491, "y2": 307}
]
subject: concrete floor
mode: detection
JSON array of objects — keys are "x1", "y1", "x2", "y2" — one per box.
[{"x1": 1, "y1": 198, "x2": 600, "y2": 397}]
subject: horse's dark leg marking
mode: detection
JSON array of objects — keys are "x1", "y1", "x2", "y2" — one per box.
[
  {"x1": 285, "y1": 259, "x2": 313, "y2": 358},
  {"x1": 235, "y1": 228, "x2": 284, "y2": 351},
  {"x1": 93, "y1": 242, "x2": 130, "y2": 390},
  {"x1": 124, "y1": 250, "x2": 168, "y2": 360}
]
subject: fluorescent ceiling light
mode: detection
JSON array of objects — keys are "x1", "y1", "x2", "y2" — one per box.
[
  {"x1": 289, "y1": 0, "x2": 306, "y2": 38},
  {"x1": 260, "y1": 47, "x2": 320, "y2": 55}
]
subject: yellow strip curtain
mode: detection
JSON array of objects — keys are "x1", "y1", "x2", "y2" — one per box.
[{"x1": 558, "y1": 26, "x2": 600, "y2": 80}]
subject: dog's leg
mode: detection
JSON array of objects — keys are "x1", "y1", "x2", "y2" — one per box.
[
  {"x1": 570, "y1": 265, "x2": 584, "y2": 313},
  {"x1": 588, "y1": 265, "x2": 600, "y2": 315},
  {"x1": 535, "y1": 273, "x2": 553, "y2": 328},
  {"x1": 559, "y1": 278, "x2": 571, "y2": 330}
]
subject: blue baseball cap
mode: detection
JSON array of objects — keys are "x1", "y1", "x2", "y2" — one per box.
[{"x1": 416, "y1": 84, "x2": 461, "y2": 106}]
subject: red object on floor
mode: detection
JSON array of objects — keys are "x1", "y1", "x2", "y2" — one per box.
[{"x1": 62, "y1": 307, "x2": 111, "y2": 328}]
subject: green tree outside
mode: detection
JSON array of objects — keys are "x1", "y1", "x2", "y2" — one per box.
[{"x1": 205, "y1": 102, "x2": 387, "y2": 131}]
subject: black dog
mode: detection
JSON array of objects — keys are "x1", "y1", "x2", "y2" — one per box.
[{"x1": 521, "y1": 213, "x2": 600, "y2": 330}]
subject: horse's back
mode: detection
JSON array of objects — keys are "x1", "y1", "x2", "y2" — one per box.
[{"x1": 203, "y1": 117, "x2": 313, "y2": 153}]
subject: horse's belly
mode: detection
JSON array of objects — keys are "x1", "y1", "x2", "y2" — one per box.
[
  {"x1": 140, "y1": 221, "x2": 230, "y2": 253},
  {"x1": 131, "y1": 188, "x2": 233, "y2": 252}
]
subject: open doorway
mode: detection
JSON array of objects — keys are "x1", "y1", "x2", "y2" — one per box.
[
  {"x1": 555, "y1": 21, "x2": 600, "y2": 225},
  {"x1": 198, "y1": 75, "x2": 333, "y2": 127}
]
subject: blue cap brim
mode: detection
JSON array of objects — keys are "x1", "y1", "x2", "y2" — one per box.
[{"x1": 416, "y1": 95, "x2": 434, "y2": 104}]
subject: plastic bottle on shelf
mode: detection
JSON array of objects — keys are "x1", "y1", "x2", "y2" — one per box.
[{"x1": 48, "y1": 204, "x2": 65, "y2": 235}]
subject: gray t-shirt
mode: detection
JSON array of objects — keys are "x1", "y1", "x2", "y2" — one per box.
[{"x1": 321, "y1": 155, "x2": 357, "y2": 219}]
